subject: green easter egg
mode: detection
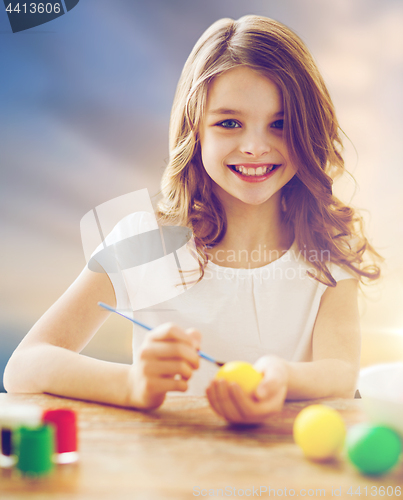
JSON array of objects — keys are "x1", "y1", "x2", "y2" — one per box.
[{"x1": 346, "y1": 424, "x2": 402, "y2": 475}]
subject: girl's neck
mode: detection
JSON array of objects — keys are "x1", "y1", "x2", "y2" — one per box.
[{"x1": 208, "y1": 191, "x2": 293, "y2": 269}]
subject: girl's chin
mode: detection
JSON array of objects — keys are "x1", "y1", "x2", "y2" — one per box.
[
  {"x1": 211, "y1": 180, "x2": 283, "y2": 208},
  {"x1": 217, "y1": 189, "x2": 279, "y2": 207}
]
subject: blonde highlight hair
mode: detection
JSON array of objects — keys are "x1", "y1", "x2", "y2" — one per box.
[{"x1": 156, "y1": 15, "x2": 382, "y2": 286}]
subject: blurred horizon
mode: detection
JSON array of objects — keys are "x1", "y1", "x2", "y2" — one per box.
[{"x1": 1, "y1": 0, "x2": 403, "y2": 391}]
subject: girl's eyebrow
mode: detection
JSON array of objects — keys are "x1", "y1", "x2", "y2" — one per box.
[
  {"x1": 207, "y1": 108, "x2": 284, "y2": 117},
  {"x1": 208, "y1": 108, "x2": 243, "y2": 115}
]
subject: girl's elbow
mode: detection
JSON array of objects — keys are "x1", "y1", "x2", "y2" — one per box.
[
  {"x1": 3, "y1": 358, "x2": 21, "y2": 393},
  {"x1": 3, "y1": 351, "x2": 38, "y2": 394}
]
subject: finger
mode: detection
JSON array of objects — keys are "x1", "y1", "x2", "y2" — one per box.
[
  {"x1": 215, "y1": 379, "x2": 245, "y2": 422},
  {"x1": 226, "y1": 383, "x2": 255, "y2": 421},
  {"x1": 206, "y1": 381, "x2": 224, "y2": 417},
  {"x1": 143, "y1": 376, "x2": 188, "y2": 395},
  {"x1": 141, "y1": 340, "x2": 200, "y2": 369},
  {"x1": 205, "y1": 377, "x2": 265, "y2": 423},
  {"x1": 144, "y1": 360, "x2": 193, "y2": 381},
  {"x1": 252, "y1": 356, "x2": 288, "y2": 400},
  {"x1": 185, "y1": 328, "x2": 202, "y2": 350},
  {"x1": 226, "y1": 383, "x2": 271, "y2": 424},
  {"x1": 230, "y1": 383, "x2": 285, "y2": 420},
  {"x1": 149, "y1": 322, "x2": 195, "y2": 346},
  {"x1": 254, "y1": 370, "x2": 288, "y2": 401},
  {"x1": 253, "y1": 355, "x2": 273, "y2": 372},
  {"x1": 254, "y1": 378, "x2": 281, "y2": 401},
  {"x1": 227, "y1": 384, "x2": 271, "y2": 423}
]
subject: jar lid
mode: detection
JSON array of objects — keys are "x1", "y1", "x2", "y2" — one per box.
[{"x1": 0, "y1": 405, "x2": 43, "y2": 429}]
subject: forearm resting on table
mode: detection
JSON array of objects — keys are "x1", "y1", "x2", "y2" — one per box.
[
  {"x1": 285, "y1": 358, "x2": 358, "y2": 400},
  {"x1": 4, "y1": 343, "x2": 132, "y2": 407}
]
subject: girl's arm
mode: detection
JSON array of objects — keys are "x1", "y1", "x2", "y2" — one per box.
[
  {"x1": 285, "y1": 277, "x2": 360, "y2": 399},
  {"x1": 3, "y1": 267, "x2": 200, "y2": 410},
  {"x1": 206, "y1": 278, "x2": 360, "y2": 423}
]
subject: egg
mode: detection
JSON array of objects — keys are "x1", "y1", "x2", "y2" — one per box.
[
  {"x1": 214, "y1": 361, "x2": 263, "y2": 395},
  {"x1": 293, "y1": 404, "x2": 346, "y2": 460},
  {"x1": 346, "y1": 424, "x2": 402, "y2": 475}
]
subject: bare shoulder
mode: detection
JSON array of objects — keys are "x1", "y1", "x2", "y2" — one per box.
[{"x1": 320, "y1": 278, "x2": 359, "y2": 313}]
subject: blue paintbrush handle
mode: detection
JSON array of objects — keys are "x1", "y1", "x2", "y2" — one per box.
[
  {"x1": 98, "y1": 302, "x2": 224, "y2": 367},
  {"x1": 98, "y1": 302, "x2": 152, "y2": 330}
]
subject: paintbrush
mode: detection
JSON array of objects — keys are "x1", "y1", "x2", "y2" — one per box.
[{"x1": 98, "y1": 302, "x2": 225, "y2": 367}]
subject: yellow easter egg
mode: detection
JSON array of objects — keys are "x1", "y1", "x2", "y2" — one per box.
[
  {"x1": 293, "y1": 404, "x2": 346, "y2": 461},
  {"x1": 215, "y1": 361, "x2": 263, "y2": 395}
]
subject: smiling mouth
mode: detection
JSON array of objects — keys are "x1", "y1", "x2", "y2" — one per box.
[{"x1": 228, "y1": 164, "x2": 281, "y2": 177}]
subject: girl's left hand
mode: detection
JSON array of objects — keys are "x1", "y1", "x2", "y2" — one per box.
[{"x1": 206, "y1": 355, "x2": 289, "y2": 425}]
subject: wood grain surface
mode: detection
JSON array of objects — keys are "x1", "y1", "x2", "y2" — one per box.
[{"x1": 0, "y1": 393, "x2": 402, "y2": 500}]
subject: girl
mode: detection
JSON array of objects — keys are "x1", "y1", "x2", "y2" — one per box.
[{"x1": 4, "y1": 15, "x2": 381, "y2": 424}]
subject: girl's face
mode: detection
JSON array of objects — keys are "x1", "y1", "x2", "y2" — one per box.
[{"x1": 199, "y1": 66, "x2": 297, "y2": 208}]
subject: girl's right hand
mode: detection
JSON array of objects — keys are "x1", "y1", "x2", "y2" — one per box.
[{"x1": 127, "y1": 323, "x2": 201, "y2": 410}]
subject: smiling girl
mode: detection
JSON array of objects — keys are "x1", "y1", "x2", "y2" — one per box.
[{"x1": 4, "y1": 15, "x2": 381, "y2": 423}]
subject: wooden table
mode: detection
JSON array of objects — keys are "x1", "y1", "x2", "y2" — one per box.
[{"x1": 0, "y1": 394, "x2": 402, "y2": 499}]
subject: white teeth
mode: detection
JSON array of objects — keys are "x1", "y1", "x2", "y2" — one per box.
[{"x1": 233, "y1": 165, "x2": 278, "y2": 176}]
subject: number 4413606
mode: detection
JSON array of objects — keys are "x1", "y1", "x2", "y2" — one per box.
[
  {"x1": 347, "y1": 486, "x2": 401, "y2": 496},
  {"x1": 6, "y1": 3, "x2": 61, "y2": 14}
]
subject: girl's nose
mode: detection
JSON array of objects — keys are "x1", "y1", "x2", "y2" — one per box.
[{"x1": 240, "y1": 130, "x2": 272, "y2": 157}]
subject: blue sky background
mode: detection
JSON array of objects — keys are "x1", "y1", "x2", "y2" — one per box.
[{"x1": 1, "y1": 0, "x2": 403, "y2": 391}]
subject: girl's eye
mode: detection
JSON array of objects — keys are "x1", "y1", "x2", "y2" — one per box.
[
  {"x1": 271, "y1": 119, "x2": 284, "y2": 130},
  {"x1": 217, "y1": 119, "x2": 240, "y2": 129}
]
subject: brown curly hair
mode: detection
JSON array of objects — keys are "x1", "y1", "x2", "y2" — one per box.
[{"x1": 156, "y1": 15, "x2": 382, "y2": 287}]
